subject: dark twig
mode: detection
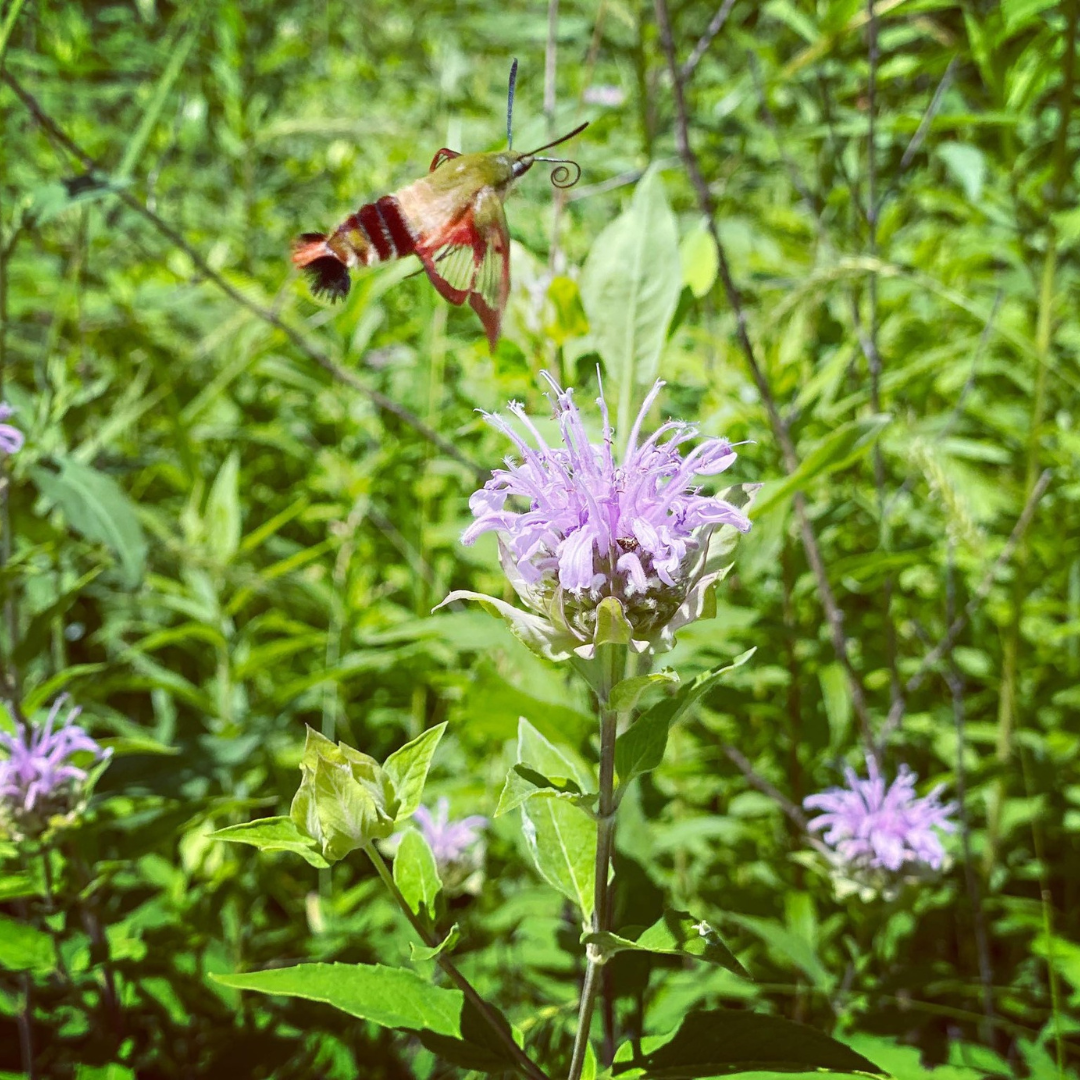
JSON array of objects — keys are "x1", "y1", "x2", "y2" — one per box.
[
  {"x1": 544, "y1": 0, "x2": 559, "y2": 138},
  {"x1": 881, "y1": 469, "x2": 1052, "y2": 740},
  {"x1": 722, "y1": 744, "x2": 808, "y2": 829},
  {"x1": 0, "y1": 68, "x2": 16, "y2": 697},
  {"x1": 652, "y1": 0, "x2": 877, "y2": 759},
  {"x1": 881, "y1": 291, "x2": 1002, "y2": 522},
  {"x1": 680, "y1": 0, "x2": 738, "y2": 81},
  {"x1": 863, "y1": 0, "x2": 902, "y2": 725},
  {"x1": 944, "y1": 544, "x2": 997, "y2": 1049},
  {"x1": 877, "y1": 56, "x2": 958, "y2": 213},
  {"x1": 814, "y1": 72, "x2": 869, "y2": 230},
  {"x1": 17, "y1": 972, "x2": 35, "y2": 1080},
  {"x1": 2, "y1": 70, "x2": 483, "y2": 479}
]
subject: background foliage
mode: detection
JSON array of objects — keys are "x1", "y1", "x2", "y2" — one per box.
[{"x1": 1, "y1": 0, "x2": 1079, "y2": 1076}]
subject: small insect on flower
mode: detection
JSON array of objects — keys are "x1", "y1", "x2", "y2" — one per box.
[
  {"x1": 0, "y1": 696, "x2": 111, "y2": 839},
  {"x1": 291, "y1": 60, "x2": 587, "y2": 350},
  {"x1": 804, "y1": 754, "x2": 956, "y2": 879},
  {"x1": 0, "y1": 402, "x2": 24, "y2": 455}
]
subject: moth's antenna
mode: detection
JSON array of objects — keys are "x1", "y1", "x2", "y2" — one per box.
[{"x1": 507, "y1": 58, "x2": 519, "y2": 149}]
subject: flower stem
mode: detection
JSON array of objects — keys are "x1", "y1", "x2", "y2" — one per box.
[
  {"x1": 568, "y1": 644, "x2": 625, "y2": 1080},
  {"x1": 363, "y1": 843, "x2": 551, "y2": 1080}
]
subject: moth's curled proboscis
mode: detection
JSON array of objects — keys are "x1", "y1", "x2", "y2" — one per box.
[{"x1": 546, "y1": 159, "x2": 582, "y2": 189}]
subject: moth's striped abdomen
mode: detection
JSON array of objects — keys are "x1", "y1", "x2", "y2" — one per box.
[{"x1": 292, "y1": 195, "x2": 416, "y2": 302}]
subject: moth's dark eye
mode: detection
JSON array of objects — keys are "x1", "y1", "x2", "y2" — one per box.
[{"x1": 512, "y1": 157, "x2": 532, "y2": 178}]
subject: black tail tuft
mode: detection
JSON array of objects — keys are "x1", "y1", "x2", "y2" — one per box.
[
  {"x1": 292, "y1": 232, "x2": 351, "y2": 302},
  {"x1": 304, "y1": 256, "x2": 351, "y2": 302}
]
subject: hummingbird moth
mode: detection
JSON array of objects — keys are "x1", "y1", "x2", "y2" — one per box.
[{"x1": 291, "y1": 60, "x2": 587, "y2": 349}]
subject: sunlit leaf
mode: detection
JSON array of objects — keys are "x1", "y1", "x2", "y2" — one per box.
[{"x1": 211, "y1": 816, "x2": 329, "y2": 869}]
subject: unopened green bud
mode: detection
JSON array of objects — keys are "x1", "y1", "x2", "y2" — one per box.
[{"x1": 290, "y1": 727, "x2": 399, "y2": 862}]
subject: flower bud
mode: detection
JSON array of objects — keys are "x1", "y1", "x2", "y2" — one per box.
[{"x1": 290, "y1": 727, "x2": 399, "y2": 862}]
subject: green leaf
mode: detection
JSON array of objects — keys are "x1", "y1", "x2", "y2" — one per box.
[
  {"x1": 211, "y1": 816, "x2": 329, "y2": 869},
  {"x1": 394, "y1": 829, "x2": 442, "y2": 922},
  {"x1": 818, "y1": 662, "x2": 852, "y2": 750},
  {"x1": 414, "y1": 997, "x2": 521, "y2": 1073},
  {"x1": 580, "y1": 164, "x2": 682, "y2": 431},
  {"x1": 751, "y1": 415, "x2": 891, "y2": 519},
  {"x1": 610, "y1": 1009, "x2": 884, "y2": 1077},
  {"x1": 0, "y1": 913, "x2": 56, "y2": 973},
  {"x1": 726, "y1": 913, "x2": 835, "y2": 993},
  {"x1": 584, "y1": 909, "x2": 749, "y2": 979},
  {"x1": 546, "y1": 275, "x2": 590, "y2": 344},
  {"x1": 581, "y1": 1041, "x2": 599, "y2": 1080},
  {"x1": 496, "y1": 718, "x2": 594, "y2": 816},
  {"x1": 213, "y1": 962, "x2": 519, "y2": 1073},
  {"x1": 615, "y1": 649, "x2": 756, "y2": 786},
  {"x1": 0, "y1": 872, "x2": 38, "y2": 902},
  {"x1": 938, "y1": 142, "x2": 986, "y2": 202},
  {"x1": 410, "y1": 923, "x2": 459, "y2": 962},
  {"x1": 204, "y1": 451, "x2": 242, "y2": 563},
  {"x1": 593, "y1": 596, "x2": 634, "y2": 646},
  {"x1": 384, "y1": 722, "x2": 447, "y2": 821},
  {"x1": 20, "y1": 664, "x2": 107, "y2": 716},
  {"x1": 680, "y1": 219, "x2": 719, "y2": 298},
  {"x1": 516, "y1": 717, "x2": 591, "y2": 787},
  {"x1": 434, "y1": 591, "x2": 579, "y2": 662},
  {"x1": 212, "y1": 962, "x2": 463, "y2": 1037},
  {"x1": 495, "y1": 763, "x2": 594, "y2": 817},
  {"x1": 521, "y1": 797, "x2": 596, "y2": 919},
  {"x1": 98, "y1": 735, "x2": 181, "y2": 757},
  {"x1": 608, "y1": 670, "x2": 680, "y2": 715},
  {"x1": 74, "y1": 1065, "x2": 136, "y2": 1080},
  {"x1": 32, "y1": 459, "x2": 148, "y2": 588}
]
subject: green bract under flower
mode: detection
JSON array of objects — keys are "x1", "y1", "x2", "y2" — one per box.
[{"x1": 438, "y1": 374, "x2": 757, "y2": 659}]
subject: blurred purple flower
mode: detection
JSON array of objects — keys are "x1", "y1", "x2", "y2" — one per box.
[
  {"x1": 804, "y1": 755, "x2": 956, "y2": 873},
  {"x1": 0, "y1": 696, "x2": 110, "y2": 833},
  {"x1": 582, "y1": 84, "x2": 626, "y2": 107},
  {"x1": 0, "y1": 403, "x2": 24, "y2": 455},
  {"x1": 414, "y1": 797, "x2": 487, "y2": 872},
  {"x1": 459, "y1": 373, "x2": 752, "y2": 651}
]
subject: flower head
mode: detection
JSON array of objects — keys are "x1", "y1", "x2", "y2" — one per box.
[
  {"x1": 0, "y1": 403, "x2": 24, "y2": 456},
  {"x1": 804, "y1": 755, "x2": 956, "y2": 877},
  {"x1": 414, "y1": 797, "x2": 487, "y2": 894},
  {"x1": 0, "y1": 696, "x2": 111, "y2": 837},
  {"x1": 455, "y1": 373, "x2": 754, "y2": 656}
]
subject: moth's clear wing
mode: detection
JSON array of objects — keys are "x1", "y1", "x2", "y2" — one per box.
[
  {"x1": 425, "y1": 243, "x2": 476, "y2": 301},
  {"x1": 467, "y1": 192, "x2": 510, "y2": 350},
  {"x1": 415, "y1": 188, "x2": 510, "y2": 349}
]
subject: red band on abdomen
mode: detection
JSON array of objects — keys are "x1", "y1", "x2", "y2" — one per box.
[
  {"x1": 358, "y1": 203, "x2": 393, "y2": 261},
  {"x1": 375, "y1": 196, "x2": 416, "y2": 257}
]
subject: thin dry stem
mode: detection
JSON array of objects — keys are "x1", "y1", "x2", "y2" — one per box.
[
  {"x1": 2, "y1": 70, "x2": 483, "y2": 479},
  {"x1": 881, "y1": 469, "x2": 1052, "y2": 741},
  {"x1": 652, "y1": 0, "x2": 878, "y2": 759}
]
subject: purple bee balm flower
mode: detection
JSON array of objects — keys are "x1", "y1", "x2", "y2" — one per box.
[
  {"x1": 450, "y1": 373, "x2": 754, "y2": 657},
  {"x1": 0, "y1": 696, "x2": 111, "y2": 837},
  {"x1": 0, "y1": 402, "x2": 24, "y2": 455},
  {"x1": 414, "y1": 797, "x2": 487, "y2": 869},
  {"x1": 804, "y1": 755, "x2": 956, "y2": 874}
]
